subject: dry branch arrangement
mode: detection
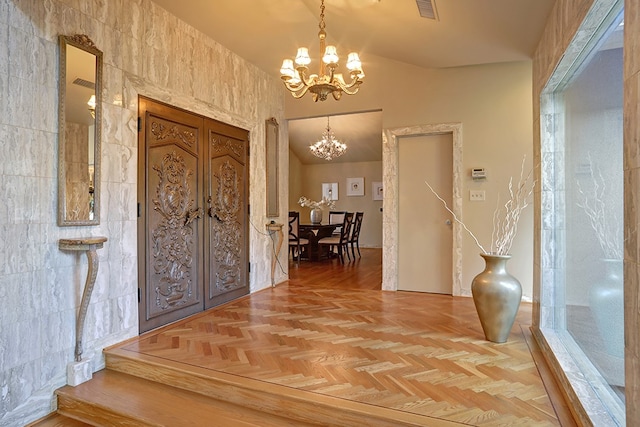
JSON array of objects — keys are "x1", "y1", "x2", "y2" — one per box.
[
  {"x1": 424, "y1": 156, "x2": 535, "y2": 256},
  {"x1": 298, "y1": 196, "x2": 336, "y2": 210},
  {"x1": 576, "y1": 155, "x2": 622, "y2": 260}
]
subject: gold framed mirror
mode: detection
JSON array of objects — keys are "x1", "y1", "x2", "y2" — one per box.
[
  {"x1": 57, "y1": 34, "x2": 102, "y2": 226},
  {"x1": 265, "y1": 117, "x2": 279, "y2": 217}
]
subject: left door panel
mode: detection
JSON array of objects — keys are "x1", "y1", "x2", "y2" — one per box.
[{"x1": 138, "y1": 97, "x2": 204, "y2": 333}]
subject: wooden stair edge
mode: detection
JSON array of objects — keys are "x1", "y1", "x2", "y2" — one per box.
[
  {"x1": 104, "y1": 347, "x2": 463, "y2": 427},
  {"x1": 55, "y1": 370, "x2": 323, "y2": 427},
  {"x1": 521, "y1": 325, "x2": 579, "y2": 427},
  {"x1": 56, "y1": 392, "x2": 152, "y2": 427},
  {"x1": 25, "y1": 412, "x2": 94, "y2": 427}
]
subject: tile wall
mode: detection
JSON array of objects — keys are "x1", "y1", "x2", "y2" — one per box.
[{"x1": 0, "y1": 1, "x2": 285, "y2": 425}]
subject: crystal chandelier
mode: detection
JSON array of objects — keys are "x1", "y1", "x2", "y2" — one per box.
[
  {"x1": 310, "y1": 117, "x2": 347, "y2": 161},
  {"x1": 87, "y1": 94, "x2": 96, "y2": 118},
  {"x1": 280, "y1": 0, "x2": 364, "y2": 102}
]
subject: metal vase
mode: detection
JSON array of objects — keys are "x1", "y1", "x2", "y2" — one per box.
[
  {"x1": 589, "y1": 258, "x2": 624, "y2": 358},
  {"x1": 310, "y1": 207, "x2": 323, "y2": 224},
  {"x1": 471, "y1": 253, "x2": 522, "y2": 343}
]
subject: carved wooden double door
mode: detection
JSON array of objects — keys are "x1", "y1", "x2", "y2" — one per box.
[{"x1": 137, "y1": 97, "x2": 250, "y2": 333}]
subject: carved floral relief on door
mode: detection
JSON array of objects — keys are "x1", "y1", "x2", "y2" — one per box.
[
  {"x1": 209, "y1": 160, "x2": 241, "y2": 294},
  {"x1": 151, "y1": 151, "x2": 202, "y2": 310},
  {"x1": 144, "y1": 114, "x2": 203, "y2": 325},
  {"x1": 205, "y1": 125, "x2": 249, "y2": 308}
]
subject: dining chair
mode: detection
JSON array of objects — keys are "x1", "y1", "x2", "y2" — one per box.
[
  {"x1": 288, "y1": 211, "x2": 309, "y2": 265},
  {"x1": 328, "y1": 211, "x2": 346, "y2": 236},
  {"x1": 318, "y1": 212, "x2": 353, "y2": 263},
  {"x1": 348, "y1": 212, "x2": 364, "y2": 259}
]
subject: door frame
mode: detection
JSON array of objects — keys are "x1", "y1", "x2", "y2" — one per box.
[{"x1": 382, "y1": 123, "x2": 463, "y2": 294}]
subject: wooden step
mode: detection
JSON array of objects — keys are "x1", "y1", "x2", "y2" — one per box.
[
  {"x1": 26, "y1": 412, "x2": 93, "y2": 427},
  {"x1": 103, "y1": 346, "x2": 460, "y2": 427},
  {"x1": 55, "y1": 369, "x2": 320, "y2": 427}
]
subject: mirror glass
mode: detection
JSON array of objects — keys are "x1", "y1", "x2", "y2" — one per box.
[
  {"x1": 266, "y1": 117, "x2": 279, "y2": 217},
  {"x1": 58, "y1": 34, "x2": 102, "y2": 226}
]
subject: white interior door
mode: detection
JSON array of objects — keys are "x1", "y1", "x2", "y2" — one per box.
[{"x1": 398, "y1": 133, "x2": 453, "y2": 293}]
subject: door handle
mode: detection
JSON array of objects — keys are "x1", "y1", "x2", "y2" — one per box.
[{"x1": 185, "y1": 207, "x2": 203, "y2": 226}]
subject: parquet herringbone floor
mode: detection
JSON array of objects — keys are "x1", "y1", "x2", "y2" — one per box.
[{"x1": 117, "y1": 249, "x2": 564, "y2": 426}]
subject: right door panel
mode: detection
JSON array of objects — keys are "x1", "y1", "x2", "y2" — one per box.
[{"x1": 204, "y1": 119, "x2": 250, "y2": 309}]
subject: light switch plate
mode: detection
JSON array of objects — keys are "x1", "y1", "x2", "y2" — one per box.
[{"x1": 469, "y1": 190, "x2": 485, "y2": 201}]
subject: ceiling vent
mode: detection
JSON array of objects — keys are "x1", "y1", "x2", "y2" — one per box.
[
  {"x1": 416, "y1": 0, "x2": 438, "y2": 20},
  {"x1": 72, "y1": 77, "x2": 94, "y2": 89}
]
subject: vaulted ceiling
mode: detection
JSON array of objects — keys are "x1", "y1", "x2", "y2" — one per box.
[{"x1": 150, "y1": 0, "x2": 556, "y2": 164}]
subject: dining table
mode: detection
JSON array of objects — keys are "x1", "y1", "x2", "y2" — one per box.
[{"x1": 299, "y1": 223, "x2": 337, "y2": 261}]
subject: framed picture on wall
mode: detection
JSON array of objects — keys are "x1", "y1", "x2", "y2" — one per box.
[
  {"x1": 372, "y1": 182, "x2": 383, "y2": 200},
  {"x1": 322, "y1": 182, "x2": 338, "y2": 200},
  {"x1": 346, "y1": 177, "x2": 364, "y2": 196}
]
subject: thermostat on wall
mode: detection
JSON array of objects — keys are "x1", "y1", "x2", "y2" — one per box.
[{"x1": 471, "y1": 168, "x2": 486, "y2": 180}]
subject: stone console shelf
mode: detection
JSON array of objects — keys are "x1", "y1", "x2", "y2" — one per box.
[
  {"x1": 58, "y1": 236, "x2": 107, "y2": 386},
  {"x1": 265, "y1": 223, "x2": 283, "y2": 287}
]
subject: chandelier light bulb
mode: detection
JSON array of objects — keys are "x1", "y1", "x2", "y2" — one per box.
[
  {"x1": 295, "y1": 48, "x2": 311, "y2": 66},
  {"x1": 323, "y1": 45, "x2": 339, "y2": 65},
  {"x1": 346, "y1": 52, "x2": 362, "y2": 72},
  {"x1": 280, "y1": 59, "x2": 295, "y2": 78}
]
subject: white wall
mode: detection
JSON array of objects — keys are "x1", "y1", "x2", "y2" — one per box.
[
  {"x1": 0, "y1": 1, "x2": 285, "y2": 425},
  {"x1": 285, "y1": 58, "x2": 534, "y2": 298}
]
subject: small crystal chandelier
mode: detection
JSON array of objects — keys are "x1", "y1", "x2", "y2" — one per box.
[
  {"x1": 280, "y1": 0, "x2": 364, "y2": 102},
  {"x1": 310, "y1": 117, "x2": 347, "y2": 161},
  {"x1": 87, "y1": 94, "x2": 96, "y2": 119}
]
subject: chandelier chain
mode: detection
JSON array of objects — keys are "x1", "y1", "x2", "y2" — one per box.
[{"x1": 319, "y1": 0, "x2": 326, "y2": 32}]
